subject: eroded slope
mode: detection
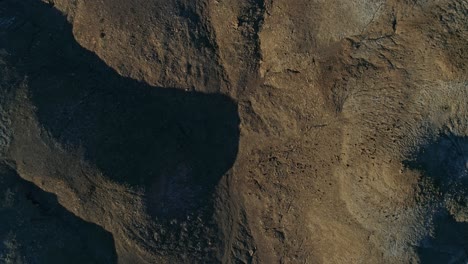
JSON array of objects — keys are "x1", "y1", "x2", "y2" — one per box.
[{"x1": 1, "y1": 0, "x2": 467, "y2": 263}]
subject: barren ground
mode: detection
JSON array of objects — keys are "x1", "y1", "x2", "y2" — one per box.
[{"x1": 0, "y1": 0, "x2": 467, "y2": 263}]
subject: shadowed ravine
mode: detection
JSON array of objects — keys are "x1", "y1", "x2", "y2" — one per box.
[
  {"x1": 0, "y1": 163, "x2": 118, "y2": 263},
  {"x1": 1, "y1": 0, "x2": 239, "y2": 262},
  {"x1": 1, "y1": 0, "x2": 239, "y2": 218}
]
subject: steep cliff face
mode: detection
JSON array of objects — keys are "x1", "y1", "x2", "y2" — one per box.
[{"x1": 1, "y1": 0, "x2": 467, "y2": 263}]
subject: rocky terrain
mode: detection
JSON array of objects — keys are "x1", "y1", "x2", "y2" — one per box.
[{"x1": 0, "y1": 0, "x2": 467, "y2": 263}]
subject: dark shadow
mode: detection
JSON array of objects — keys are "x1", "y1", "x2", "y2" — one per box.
[
  {"x1": 404, "y1": 133, "x2": 468, "y2": 195},
  {"x1": 0, "y1": 164, "x2": 117, "y2": 264},
  {"x1": 0, "y1": 0, "x2": 239, "y2": 220},
  {"x1": 404, "y1": 134, "x2": 468, "y2": 263},
  {"x1": 416, "y1": 210, "x2": 468, "y2": 264}
]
